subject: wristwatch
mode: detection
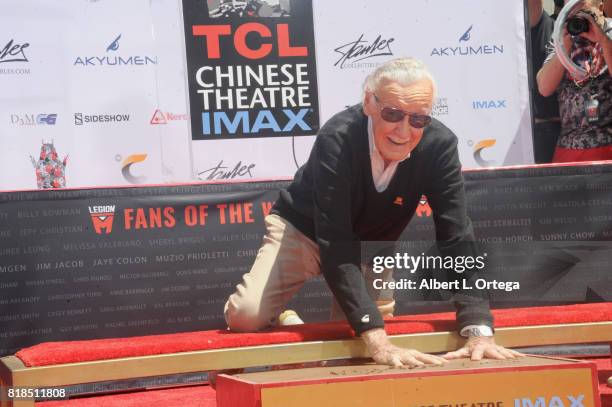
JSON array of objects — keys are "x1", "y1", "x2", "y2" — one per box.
[{"x1": 460, "y1": 325, "x2": 494, "y2": 338}]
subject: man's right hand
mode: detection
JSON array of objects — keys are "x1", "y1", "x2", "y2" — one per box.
[{"x1": 361, "y1": 328, "x2": 447, "y2": 367}]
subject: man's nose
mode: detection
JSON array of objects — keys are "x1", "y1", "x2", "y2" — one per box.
[{"x1": 395, "y1": 117, "x2": 414, "y2": 139}]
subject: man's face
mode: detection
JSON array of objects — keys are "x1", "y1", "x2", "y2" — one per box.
[{"x1": 363, "y1": 78, "x2": 434, "y2": 164}]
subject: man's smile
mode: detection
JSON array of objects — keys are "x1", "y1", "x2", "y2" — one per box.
[{"x1": 388, "y1": 137, "x2": 410, "y2": 146}]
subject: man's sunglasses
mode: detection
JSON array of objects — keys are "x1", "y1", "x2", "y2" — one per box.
[{"x1": 373, "y1": 94, "x2": 432, "y2": 129}]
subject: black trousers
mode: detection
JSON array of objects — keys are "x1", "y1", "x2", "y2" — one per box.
[{"x1": 533, "y1": 121, "x2": 561, "y2": 164}]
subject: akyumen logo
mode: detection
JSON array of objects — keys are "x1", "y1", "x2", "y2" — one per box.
[
  {"x1": 106, "y1": 34, "x2": 121, "y2": 52},
  {"x1": 73, "y1": 34, "x2": 157, "y2": 67},
  {"x1": 473, "y1": 139, "x2": 497, "y2": 168},
  {"x1": 89, "y1": 205, "x2": 116, "y2": 234},
  {"x1": 121, "y1": 154, "x2": 147, "y2": 184},
  {"x1": 459, "y1": 25, "x2": 473, "y2": 42},
  {"x1": 431, "y1": 25, "x2": 504, "y2": 57}
]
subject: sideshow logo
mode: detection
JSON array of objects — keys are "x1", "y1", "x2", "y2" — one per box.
[
  {"x1": 11, "y1": 114, "x2": 57, "y2": 126},
  {"x1": 431, "y1": 25, "x2": 504, "y2": 57},
  {"x1": 472, "y1": 139, "x2": 497, "y2": 167},
  {"x1": 150, "y1": 109, "x2": 189, "y2": 125},
  {"x1": 208, "y1": 0, "x2": 291, "y2": 18},
  {"x1": 473, "y1": 100, "x2": 507, "y2": 109},
  {"x1": 73, "y1": 34, "x2": 157, "y2": 67},
  {"x1": 198, "y1": 160, "x2": 256, "y2": 180},
  {"x1": 0, "y1": 39, "x2": 29, "y2": 63},
  {"x1": 415, "y1": 195, "x2": 432, "y2": 217},
  {"x1": 121, "y1": 154, "x2": 147, "y2": 184},
  {"x1": 431, "y1": 98, "x2": 449, "y2": 116},
  {"x1": 89, "y1": 205, "x2": 116, "y2": 234},
  {"x1": 74, "y1": 112, "x2": 130, "y2": 125},
  {"x1": 514, "y1": 395, "x2": 584, "y2": 407},
  {"x1": 333, "y1": 34, "x2": 394, "y2": 69}
]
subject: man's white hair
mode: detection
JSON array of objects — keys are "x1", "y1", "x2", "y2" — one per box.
[{"x1": 363, "y1": 57, "x2": 436, "y2": 98}]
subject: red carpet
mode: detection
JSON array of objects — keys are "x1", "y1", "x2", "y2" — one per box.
[
  {"x1": 16, "y1": 303, "x2": 612, "y2": 367},
  {"x1": 33, "y1": 358, "x2": 612, "y2": 407}
]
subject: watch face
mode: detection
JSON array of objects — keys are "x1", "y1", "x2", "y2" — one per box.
[{"x1": 470, "y1": 326, "x2": 493, "y2": 337}]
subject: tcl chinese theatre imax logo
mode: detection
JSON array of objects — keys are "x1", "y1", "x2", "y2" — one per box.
[{"x1": 182, "y1": 0, "x2": 319, "y2": 140}]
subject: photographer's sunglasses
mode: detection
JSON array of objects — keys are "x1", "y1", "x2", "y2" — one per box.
[{"x1": 373, "y1": 94, "x2": 432, "y2": 129}]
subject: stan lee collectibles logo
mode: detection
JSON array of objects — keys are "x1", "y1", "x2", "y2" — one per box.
[
  {"x1": 89, "y1": 205, "x2": 116, "y2": 234},
  {"x1": 334, "y1": 34, "x2": 394, "y2": 69}
]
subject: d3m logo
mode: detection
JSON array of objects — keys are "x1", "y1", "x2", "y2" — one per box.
[
  {"x1": 415, "y1": 195, "x2": 432, "y2": 217},
  {"x1": 473, "y1": 139, "x2": 497, "y2": 168},
  {"x1": 89, "y1": 205, "x2": 116, "y2": 234},
  {"x1": 514, "y1": 394, "x2": 584, "y2": 407}
]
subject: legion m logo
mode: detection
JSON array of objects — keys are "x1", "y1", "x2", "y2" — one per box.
[{"x1": 88, "y1": 205, "x2": 116, "y2": 234}]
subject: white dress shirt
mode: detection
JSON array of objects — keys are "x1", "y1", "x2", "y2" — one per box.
[{"x1": 368, "y1": 117, "x2": 411, "y2": 192}]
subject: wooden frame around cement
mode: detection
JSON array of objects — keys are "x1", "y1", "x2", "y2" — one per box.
[{"x1": 1, "y1": 321, "x2": 611, "y2": 407}]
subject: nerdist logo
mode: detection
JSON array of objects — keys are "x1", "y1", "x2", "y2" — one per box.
[
  {"x1": 74, "y1": 112, "x2": 130, "y2": 125},
  {"x1": 11, "y1": 114, "x2": 57, "y2": 126},
  {"x1": 89, "y1": 205, "x2": 116, "y2": 235},
  {"x1": 472, "y1": 139, "x2": 497, "y2": 168},
  {"x1": 431, "y1": 25, "x2": 504, "y2": 57},
  {"x1": 73, "y1": 34, "x2": 157, "y2": 67},
  {"x1": 150, "y1": 109, "x2": 189, "y2": 125},
  {"x1": 333, "y1": 34, "x2": 394, "y2": 69}
]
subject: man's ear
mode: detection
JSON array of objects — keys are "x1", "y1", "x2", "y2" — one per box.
[{"x1": 363, "y1": 91, "x2": 374, "y2": 117}]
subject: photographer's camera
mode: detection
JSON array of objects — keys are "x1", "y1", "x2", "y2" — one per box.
[{"x1": 567, "y1": 15, "x2": 590, "y2": 36}]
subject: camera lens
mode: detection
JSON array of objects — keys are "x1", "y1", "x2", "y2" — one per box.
[{"x1": 567, "y1": 16, "x2": 590, "y2": 36}]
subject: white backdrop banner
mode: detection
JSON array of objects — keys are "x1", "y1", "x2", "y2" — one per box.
[
  {"x1": 0, "y1": 0, "x2": 532, "y2": 190},
  {"x1": 310, "y1": 0, "x2": 533, "y2": 170}
]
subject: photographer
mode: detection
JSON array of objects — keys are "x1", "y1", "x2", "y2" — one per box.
[{"x1": 537, "y1": 0, "x2": 612, "y2": 162}]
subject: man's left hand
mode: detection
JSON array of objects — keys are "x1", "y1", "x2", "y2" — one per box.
[{"x1": 442, "y1": 337, "x2": 524, "y2": 361}]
